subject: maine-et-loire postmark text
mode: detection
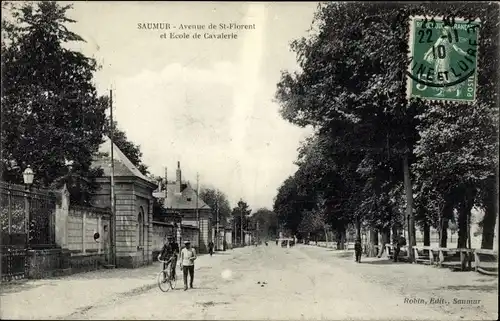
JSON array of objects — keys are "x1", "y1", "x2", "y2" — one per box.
[{"x1": 406, "y1": 16, "x2": 481, "y2": 103}]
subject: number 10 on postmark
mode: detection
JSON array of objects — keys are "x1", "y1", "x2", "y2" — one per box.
[{"x1": 406, "y1": 16, "x2": 481, "y2": 103}]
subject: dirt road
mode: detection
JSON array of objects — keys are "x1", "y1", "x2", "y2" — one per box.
[{"x1": 57, "y1": 244, "x2": 497, "y2": 320}]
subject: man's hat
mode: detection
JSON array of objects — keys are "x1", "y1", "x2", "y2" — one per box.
[{"x1": 184, "y1": 240, "x2": 191, "y2": 244}]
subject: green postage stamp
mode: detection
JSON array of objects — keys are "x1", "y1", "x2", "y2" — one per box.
[{"x1": 406, "y1": 16, "x2": 481, "y2": 103}]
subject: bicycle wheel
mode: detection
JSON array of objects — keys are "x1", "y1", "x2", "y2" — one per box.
[{"x1": 157, "y1": 270, "x2": 171, "y2": 292}]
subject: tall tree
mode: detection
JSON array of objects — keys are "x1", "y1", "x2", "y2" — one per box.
[
  {"x1": 1, "y1": 1, "x2": 106, "y2": 187},
  {"x1": 231, "y1": 200, "x2": 252, "y2": 244},
  {"x1": 275, "y1": 1, "x2": 499, "y2": 251},
  {"x1": 199, "y1": 187, "x2": 231, "y2": 226},
  {"x1": 251, "y1": 208, "x2": 279, "y2": 240},
  {"x1": 273, "y1": 176, "x2": 304, "y2": 234}
]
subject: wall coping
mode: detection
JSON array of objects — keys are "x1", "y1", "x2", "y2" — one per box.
[
  {"x1": 69, "y1": 205, "x2": 111, "y2": 216},
  {"x1": 152, "y1": 221, "x2": 175, "y2": 227},
  {"x1": 95, "y1": 176, "x2": 157, "y2": 192}
]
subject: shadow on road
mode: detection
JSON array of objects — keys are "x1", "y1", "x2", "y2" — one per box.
[
  {"x1": 0, "y1": 281, "x2": 45, "y2": 296},
  {"x1": 439, "y1": 284, "x2": 497, "y2": 292},
  {"x1": 170, "y1": 286, "x2": 217, "y2": 291},
  {"x1": 359, "y1": 259, "x2": 408, "y2": 265}
]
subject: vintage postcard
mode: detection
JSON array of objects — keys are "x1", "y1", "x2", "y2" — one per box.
[{"x1": 1, "y1": 1, "x2": 498, "y2": 320}]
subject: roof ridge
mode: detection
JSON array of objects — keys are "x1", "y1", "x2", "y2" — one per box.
[{"x1": 92, "y1": 135, "x2": 156, "y2": 184}]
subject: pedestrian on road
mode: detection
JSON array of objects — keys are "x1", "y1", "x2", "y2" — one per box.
[
  {"x1": 354, "y1": 238, "x2": 362, "y2": 263},
  {"x1": 393, "y1": 233, "x2": 406, "y2": 262},
  {"x1": 180, "y1": 240, "x2": 197, "y2": 291},
  {"x1": 208, "y1": 241, "x2": 214, "y2": 256}
]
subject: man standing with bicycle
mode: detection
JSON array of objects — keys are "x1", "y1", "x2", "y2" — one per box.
[{"x1": 160, "y1": 237, "x2": 179, "y2": 279}]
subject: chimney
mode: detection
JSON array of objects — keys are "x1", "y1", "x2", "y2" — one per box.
[
  {"x1": 164, "y1": 166, "x2": 168, "y2": 186},
  {"x1": 176, "y1": 161, "x2": 182, "y2": 193}
]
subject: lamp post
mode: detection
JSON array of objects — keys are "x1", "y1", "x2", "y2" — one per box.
[{"x1": 23, "y1": 166, "x2": 34, "y2": 249}]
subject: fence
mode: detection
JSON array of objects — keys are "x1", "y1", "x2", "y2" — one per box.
[
  {"x1": 1, "y1": 181, "x2": 57, "y2": 281},
  {"x1": 1, "y1": 181, "x2": 57, "y2": 248}
]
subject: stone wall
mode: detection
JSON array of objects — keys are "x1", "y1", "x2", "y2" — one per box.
[
  {"x1": 225, "y1": 230, "x2": 233, "y2": 249},
  {"x1": 151, "y1": 222, "x2": 200, "y2": 258},
  {"x1": 25, "y1": 248, "x2": 106, "y2": 279},
  {"x1": 178, "y1": 209, "x2": 212, "y2": 253},
  {"x1": 65, "y1": 207, "x2": 110, "y2": 256}
]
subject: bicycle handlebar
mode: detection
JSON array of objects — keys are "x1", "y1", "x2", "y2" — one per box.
[{"x1": 157, "y1": 254, "x2": 177, "y2": 263}]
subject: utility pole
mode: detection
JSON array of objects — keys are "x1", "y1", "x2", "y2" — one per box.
[
  {"x1": 196, "y1": 172, "x2": 200, "y2": 250},
  {"x1": 109, "y1": 89, "x2": 116, "y2": 267},
  {"x1": 240, "y1": 199, "x2": 244, "y2": 246},
  {"x1": 256, "y1": 220, "x2": 260, "y2": 244}
]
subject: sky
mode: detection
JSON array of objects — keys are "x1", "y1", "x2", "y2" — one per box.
[{"x1": 63, "y1": 1, "x2": 318, "y2": 209}]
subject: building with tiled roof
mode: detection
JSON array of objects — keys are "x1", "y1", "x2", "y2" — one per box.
[
  {"x1": 154, "y1": 162, "x2": 213, "y2": 254},
  {"x1": 90, "y1": 135, "x2": 157, "y2": 268},
  {"x1": 92, "y1": 136, "x2": 157, "y2": 184}
]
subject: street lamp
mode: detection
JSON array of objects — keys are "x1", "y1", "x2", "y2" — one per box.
[
  {"x1": 23, "y1": 166, "x2": 34, "y2": 251},
  {"x1": 23, "y1": 166, "x2": 34, "y2": 189}
]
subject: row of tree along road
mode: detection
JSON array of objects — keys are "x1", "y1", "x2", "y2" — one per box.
[{"x1": 272, "y1": 2, "x2": 499, "y2": 259}]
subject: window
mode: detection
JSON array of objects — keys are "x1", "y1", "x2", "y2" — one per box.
[
  {"x1": 138, "y1": 207, "x2": 144, "y2": 248},
  {"x1": 187, "y1": 197, "x2": 192, "y2": 202}
]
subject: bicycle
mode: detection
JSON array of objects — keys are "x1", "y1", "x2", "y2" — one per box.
[{"x1": 157, "y1": 254, "x2": 178, "y2": 292}]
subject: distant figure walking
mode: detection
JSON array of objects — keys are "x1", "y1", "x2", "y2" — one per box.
[
  {"x1": 180, "y1": 240, "x2": 197, "y2": 291},
  {"x1": 208, "y1": 241, "x2": 214, "y2": 256},
  {"x1": 354, "y1": 238, "x2": 362, "y2": 263},
  {"x1": 393, "y1": 233, "x2": 407, "y2": 262}
]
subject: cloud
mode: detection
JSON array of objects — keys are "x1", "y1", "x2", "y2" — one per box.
[{"x1": 111, "y1": 61, "x2": 310, "y2": 208}]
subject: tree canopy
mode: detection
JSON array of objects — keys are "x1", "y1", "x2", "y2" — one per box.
[
  {"x1": 274, "y1": 2, "x2": 499, "y2": 249},
  {"x1": 1, "y1": 1, "x2": 107, "y2": 189},
  {"x1": 199, "y1": 187, "x2": 232, "y2": 226}
]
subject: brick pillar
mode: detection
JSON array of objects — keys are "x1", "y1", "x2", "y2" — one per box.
[{"x1": 55, "y1": 184, "x2": 70, "y2": 249}]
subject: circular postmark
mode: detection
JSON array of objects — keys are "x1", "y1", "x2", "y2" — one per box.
[{"x1": 406, "y1": 15, "x2": 481, "y2": 102}]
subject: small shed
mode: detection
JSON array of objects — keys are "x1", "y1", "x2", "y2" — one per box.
[{"x1": 91, "y1": 136, "x2": 157, "y2": 268}]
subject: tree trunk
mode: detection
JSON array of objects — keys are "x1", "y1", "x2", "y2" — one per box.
[
  {"x1": 481, "y1": 179, "x2": 498, "y2": 249},
  {"x1": 391, "y1": 224, "x2": 398, "y2": 243},
  {"x1": 439, "y1": 217, "x2": 449, "y2": 248},
  {"x1": 457, "y1": 210, "x2": 468, "y2": 249},
  {"x1": 423, "y1": 222, "x2": 430, "y2": 246},
  {"x1": 457, "y1": 189, "x2": 476, "y2": 249},
  {"x1": 378, "y1": 226, "x2": 390, "y2": 257},
  {"x1": 403, "y1": 154, "x2": 415, "y2": 261},
  {"x1": 323, "y1": 225, "x2": 329, "y2": 248},
  {"x1": 340, "y1": 226, "x2": 346, "y2": 250},
  {"x1": 368, "y1": 229, "x2": 379, "y2": 257},
  {"x1": 412, "y1": 224, "x2": 417, "y2": 246},
  {"x1": 355, "y1": 219, "x2": 361, "y2": 241},
  {"x1": 439, "y1": 200, "x2": 454, "y2": 248}
]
